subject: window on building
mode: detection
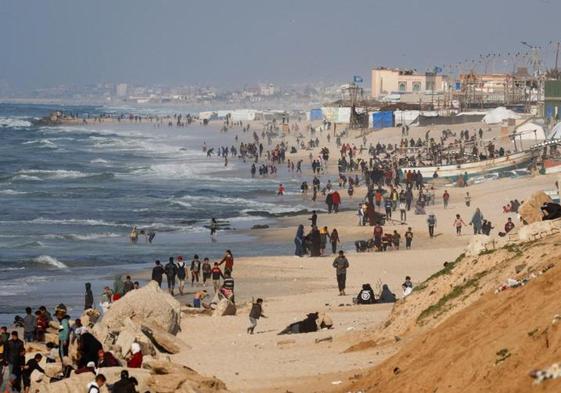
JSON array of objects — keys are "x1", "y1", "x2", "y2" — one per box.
[
  {"x1": 398, "y1": 82, "x2": 407, "y2": 92},
  {"x1": 426, "y1": 81, "x2": 435, "y2": 91},
  {"x1": 412, "y1": 82, "x2": 422, "y2": 92}
]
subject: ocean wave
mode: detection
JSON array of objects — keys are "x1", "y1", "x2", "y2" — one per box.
[
  {"x1": 90, "y1": 158, "x2": 110, "y2": 164},
  {"x1": 12, "y1": 174, "x2": 42, "y2": 181},
  {"x1": 44, "y1": 232, "x2": 121, "y2": 241},
  {"x1": 0, "y1": 189, "x2": 28, "y2": 195},
  {"x1": 0, "y1": 117, "x2": 32, "y2": 128},
  {"x1": 15, "y1": 169, "x2": 91, "y2": 180},
  {"x1": 29, "y1": 217, "x2": 129, "y2": 227},
  {"x1": 32, "y1": 255, "x2": 68, "y2": 269},
  {"x1": 22, "y1": 139, "x2": 58, "y2": 149},
  {"x1": 0, "y1": 275, "x2": 50, "y2": 297}
]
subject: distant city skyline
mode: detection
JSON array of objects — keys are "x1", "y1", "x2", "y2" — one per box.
[{"x1": 2, "y1": 0, "x2": 561, "y2": 91}]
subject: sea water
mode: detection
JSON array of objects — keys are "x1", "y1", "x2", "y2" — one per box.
[{"x1": 0, "y1": 103, "x2": 313, "y2": 324}]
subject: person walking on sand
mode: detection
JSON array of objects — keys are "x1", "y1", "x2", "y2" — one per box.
[
  {"x1": 332, "y1": 250, "x2": 349, "y2": 296},
  {"x1": 453, "y1": 214, "x2": 467, "y2": 236},
  {"x1": 405, "y1": 227, "x2": 413, "y2": 249},
  {"x1": 399, "y1": 200, "x2": 407, "y2": 222},
  {"x1": 294, "y1": 224, "x2": 305, "y2": 257},
  {"x1": 464, "y1": 192, "x2": 471, "y2": 207},
  {"x1": 202, "y1": 258, "x2": 211, "y2": 287},
  {"x1": 443, "y1": 190, "x2": 450, "y2": 208},
  {"x1": 319, "y1": 226, "x2": 329, "y2": 255},
  {"x1": 176, "y1": 256, "x2": 187, "y2": 295},
  {"x1": 470, "y1": 208, "x2": 484, "y2": 235},
  {"x1": 151, "y1": 260, "x2": 164, "y2": 287},
  {"x1": 247, "y1": 298, "x2": 267, "y2": 335},
  {"x1": 164, "y1": 257, "x2": 178, "y2": 295},
  {"x1": 427, "y1": 214, "x2": 437, "y2": 238},
  {"x1": 219, "y1": 250, "x2": 234, "y2": 275},
  {"x1": 211, "y1": 262, "x2": 224, "y2": 293},
  {"x1": 330, "y1": 228, "x2": 340, "y2": 254},
  {"x1": 190, "y1": 255, "x2": 201, "y2": 287}
]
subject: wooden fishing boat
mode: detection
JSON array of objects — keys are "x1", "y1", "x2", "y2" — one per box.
[{"x1": 402, "y1": 150, "x2": 536, "y2": 178}]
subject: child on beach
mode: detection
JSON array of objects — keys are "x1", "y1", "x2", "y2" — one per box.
[
  {"x1": 248, "y1": 298, "x2": 267, "y2": 335},
  {"x1": 454, "y1": 214, "x2": 467, "y2": 236},
  {"x1": 211, "y1": 262, "x2": 224, "y2": 293}
]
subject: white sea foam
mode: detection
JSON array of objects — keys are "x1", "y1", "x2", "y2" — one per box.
[
  {"x1": 16, "y1": 169, "x2": 92, "y2": 180},
  {"x1": 0, "y1": 189, "x2": 27, "y2": 195},
  {"x1": 12, "y1": 175, "x2": 42, "y2": 181},
  {"x1": 23, "y1": 139, "x2": 58, "y2": 148},
  {"x1": 33, "y1": 255, "x2": 68, "y2": 269},
  {"x1": 90, "y1": 158, "x2": 110, "y2": 164},
  {"x1": 45, "y1": 232, "x2": 121, "y2": 241},
  {"x1": 29, "y1": 217, "x2": 129, "y2": 227},
  {"x1": 0, "y1": 117, "x2": 32, "y2": 128}
]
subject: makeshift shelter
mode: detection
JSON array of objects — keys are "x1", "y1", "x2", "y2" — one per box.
[
  {"x1": 515, "y1": 122, "x2": 546, "y2": 140},
  {"x1": 482, "y1": 107, "x2": 520, "y2": 124},
  {"x1": 372, "y1": 111, "x2": 394, "y2": 129},
  {"x1": 309, "y1": 109, "x2": 323, "y2": 121}
]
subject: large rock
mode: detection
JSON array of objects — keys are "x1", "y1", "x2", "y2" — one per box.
[
  {"x1": 143, "y1": 359, "x2": 229, "y2": 393},
  {"x1": 113, "y1": 317, "x2": 156, "y2": 358},
  {"x1": 212, "y1": 298, "x2": 236, "y2": 317},
  {"x1": 518, "y1": 220, "x2": 559, "y2": 242},
  {"x1": 140, "y1": 321, "x2": 187, "y2": 354},
  {"x1": 94, "y1": 281, "x2": 181, "y2": 345},
  {"x1": 519, "y1": 191, "x2": 552, "y2": 224},
  {"x1": 35, "y1": 367, "x2": 152, "y2": 393}
]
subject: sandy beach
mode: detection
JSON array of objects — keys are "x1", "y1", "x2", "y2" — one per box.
[{"x1": 119, "y1": 118, "x2": 561, "y2": 392}]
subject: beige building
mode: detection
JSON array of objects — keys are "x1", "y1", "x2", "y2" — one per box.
[{"x1": 371, "y1": 68, "x2": 448, "y2": 98}]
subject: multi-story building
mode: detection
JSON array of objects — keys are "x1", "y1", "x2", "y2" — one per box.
[{"x1": 371, "y1": 67, "x2": 448, "y2": 98}]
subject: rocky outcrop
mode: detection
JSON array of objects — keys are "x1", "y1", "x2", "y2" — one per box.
[
  {"x1": 93, "y1": 281, "x2": 181, "y2": 347},
  {"x1": 212, "y1": 298, "x2": 236, "y2": 317},
  {"x1": 518, "y1": 191, "x2": 551, "y2": 224}
]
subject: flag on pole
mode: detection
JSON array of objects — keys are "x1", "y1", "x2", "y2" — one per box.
[{"x1": 353, "y1": 75, "x2": 364, "y2": 83}]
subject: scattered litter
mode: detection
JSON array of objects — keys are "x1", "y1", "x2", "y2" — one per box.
[
  {"x1": 496, "y1": 264, "x2": 555, "y2": 293},
  {"x1": 346, "y1": 327, "x2": 355, "y2": 331},
  {"x1": 530, "y1": 363, "x2": 561, "y2": 384},
  {"x1": 553, "y1": 315, "x2": 561, "y2": 325},
  {"x1": 393, "y1": 367, "x2": 401, "y2": 375},
  {"x1": 495, "y1": 348, "x2": 511, "y2": 365},
  {"x1": 315, "y1": 336, "x2": 333, "y2": 344},
  {"x1": 331, "y1": 380, "x2": 342, "y2": 385}
]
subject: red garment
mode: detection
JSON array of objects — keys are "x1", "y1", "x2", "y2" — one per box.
[
  {"x1": 331, "y1": 191, "x2": 341, "y2": 205},
  {"x1": 127, "y1": 352, "x2": 143, "y2": 368},
  {"x1": 373, "y1": 225, "x2": 383, "y2": 238}
]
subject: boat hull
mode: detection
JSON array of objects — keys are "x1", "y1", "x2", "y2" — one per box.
[{"x1": 402, "y1": 151, "x2": 535, "y2": 178}]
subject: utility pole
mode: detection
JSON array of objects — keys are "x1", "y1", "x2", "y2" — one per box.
[{"x1": 555, "y1": 41, "x2": 560, "y2": 74}]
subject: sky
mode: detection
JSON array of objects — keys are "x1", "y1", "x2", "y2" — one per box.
[{"x1": 1, "y1": 0, "x2": 561, "y2": 89}]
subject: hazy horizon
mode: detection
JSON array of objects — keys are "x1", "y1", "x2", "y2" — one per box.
[{"x1": 2, "y1": 0, "x2": 561, "y2": 90}]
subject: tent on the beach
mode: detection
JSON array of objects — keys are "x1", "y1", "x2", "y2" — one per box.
[
  {"x1": 483, "y1": 107, "x2": 520, "y2": 124},
  {"x1": 515, "y1": 121, "x2": 546, "y2": 140}
]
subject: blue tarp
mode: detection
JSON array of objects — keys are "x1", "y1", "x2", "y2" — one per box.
[
  {"x1": 372, "y1": 111, "x2": 394, "y2": 129},
  {"x1": 310, "y1": 108, "x2": 323, "y2": 121}
]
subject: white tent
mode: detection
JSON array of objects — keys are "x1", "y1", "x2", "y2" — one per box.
[
  {"x1": 482, "y1": 107, "x2": 520, "y2": 124},
  {"x1": 515, "y1": 122, "x2": 546, "y2": 140}
]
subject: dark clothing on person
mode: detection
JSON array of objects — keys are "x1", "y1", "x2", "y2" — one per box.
[
  {"x1": 22, "y1": 358, "x2": 45, "y2": 387},
  {"x1": 98, "y1": 351, "x2": 120, "y2": 368},
  {"x1": 379, "y1": 285, "x2": 397, "y2": 303},
  {"x1": 249, "y1": 303, "x2": 264, "y2": 320},
  {"x1": 309, "y1": 228, "x2": 321, "y2": 257},
  {"x1": 152, "y1": 265, "x2": 164, "y2": 286},
  {"x1": 112, "y1": 377, "x2": 136, "y2": 393},
  {"x1": 164, "y1": 261, "x2": 177, "y2": 289},
  {"x1": 77, "y1": 332, "x2": 102, "y2": 368},
  {"x1": 356, "y1": 284, "x2": 375, "y2": 304},
  {"x1": 542, "y1": 203, "x2": 561, "y2": 221},
  {"x1": 85, "y1": 282, "x2": 94, "y2": 310}
]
